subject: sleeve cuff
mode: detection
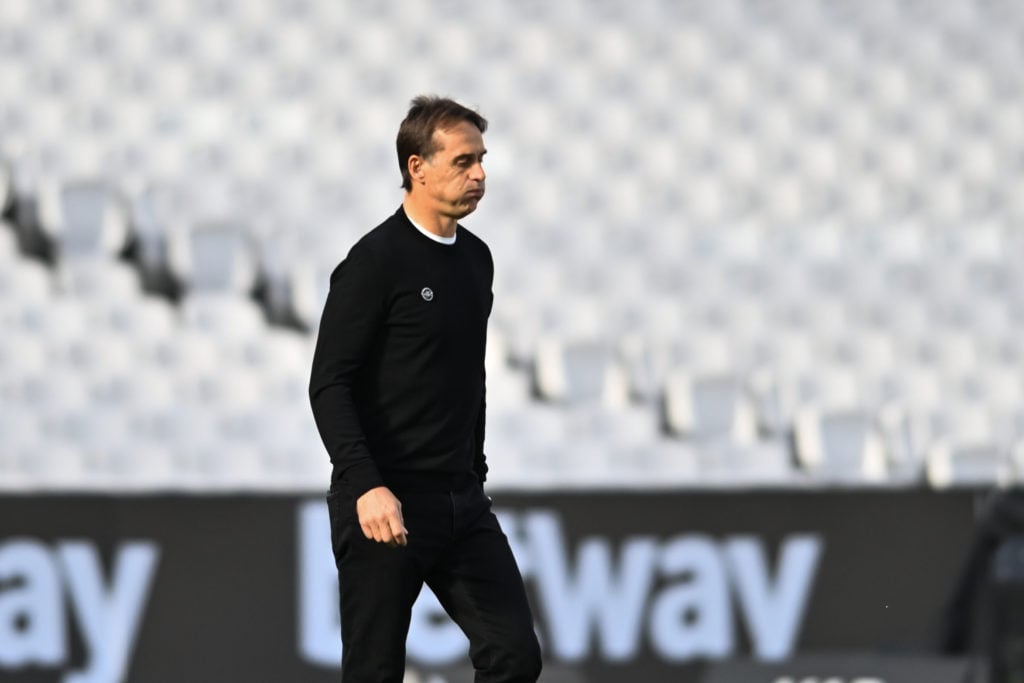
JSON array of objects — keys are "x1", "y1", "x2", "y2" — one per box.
[
  {"x1": 474, "y1": 456, "x2": 488, "y2": 485},
  {"x1": 344, "y1": 460, "x2": 386, "y2": 499}
]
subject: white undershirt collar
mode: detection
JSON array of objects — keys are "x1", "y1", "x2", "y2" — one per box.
[{"x1": 407, "y1": 215, "x2": 457, "y2": 245}]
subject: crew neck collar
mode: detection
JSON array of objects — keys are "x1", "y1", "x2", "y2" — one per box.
[{"x1": 405, "y1": 211, "x2": 457, "y2": 245}]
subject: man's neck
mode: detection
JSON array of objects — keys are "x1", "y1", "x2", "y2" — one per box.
[{"x1": 402, "y1": 195, "x2": 458, "y2": 239}]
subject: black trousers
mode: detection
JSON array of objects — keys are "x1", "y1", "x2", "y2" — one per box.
[{"x1": 326, "y1": 478, "x2": 542, "y2": 682}]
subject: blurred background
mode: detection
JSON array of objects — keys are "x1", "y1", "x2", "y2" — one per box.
[{"x1": 0, "y1": 0, "x2": 1022, "y2": 681}]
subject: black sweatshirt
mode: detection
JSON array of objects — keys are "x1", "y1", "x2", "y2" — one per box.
[{"x1": 309, "y1": 206, "x2": 492, "y2": 496}]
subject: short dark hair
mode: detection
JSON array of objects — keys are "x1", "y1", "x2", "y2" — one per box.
[{"x1": 396, "y1": 95, "x2": 488, "y2": 191}]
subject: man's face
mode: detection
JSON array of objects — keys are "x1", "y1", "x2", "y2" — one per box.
[{"x1": 419, "y1": 120, "x2": 487, "y2": 219}]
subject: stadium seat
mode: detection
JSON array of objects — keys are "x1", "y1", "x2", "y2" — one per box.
[
  {"x1": 532, "y1": 337, "x2": 629, "y2": 407},
  {"x1": 487, "y1": 364, "x2": 532, "y2": 412},
  {"x1": 613, "y1": 440, "x2": 704, "y2": 486},
  {"x1": 286, "y1": 258, "x2": 336, "y2": 331},
  {"x1": 924, "y1": 400, "x2": 1012, "y2": 488},
  {"x1": 56, "y1": 259, "x2": 144, "y2": 300},
  {"x1": 257, "y1": 373, "x2": 309, "y2": 416},
  {"x1": 927, "y1": 442, "x2": 1010, "y2": 489},
  {"x1": 874, "y1": 404, "x2": 927, "y2": 484},
  {"x1": 0, "y1": 329, "x2": 48, "y2": 379},
  {"x1": 4, "y1": 442, "x2": 90, "y2": 491},
  {"x1": 129, "y1": 185, "x2": 183, "y2": 296},
  {"x1": 171, "y1": 441, "x2": 266, "y2": 490},
  {"x1": 87, "y1": 368, "x2": 177, "y2": 411},
  {"x1": 43, "y1": 405, "x2": 130, "y2": 458},
  {"x1": 953, "y1": 369, "x2": 1024, "y2": 418},
  {"x1": 818, "y1": 330, "x2": 897, "y2": 377},
  {"x1": 0, "y1": 406, "x2": 43, "y2": 455},
  {"x1": 794, "y1": 407, "x2": 888, "y2": 483},
  {"x1": 46, "y1": 333, "x2": 137, "y2": 376},
  {"x1": 0, "y1": 158, "x2": 12, "y2": 215},
  {"x1": 767, "y1": 367, "x2": 865, "y2": 439},
  {"x1": 267, "y1": 438, "x2": 334, "y2": 490},
  {"x1": 101, "y1": 443, "x2": 179, "y2": 490},
  {"x1": 125, "y1": 406, "x2": 219, "y2": 485},
  {"x1": 622, "y1": 332, "x2": 734, "y2": 405},
  {"x1": 84, "y1": 295, "x2": 179, "y2": 340},
  {"x1": 138, "y1": 330, "x2": 222, "y2": 374},
  {"x1": 915, "y1": 332, "x2": 979, "y2": 377},
  {"x1": 173, "y1": 368, "x2": 267, "y2": 409},
  {"x1": 693, "y1": 440, "x2": 797, "y2": 487},
  {"x1": 214, "y1": 405, "x2": 307, "y2": 450},
  {"x1": 486, "y1": 405, "x2": 566, "y2": 457},
  {"x1": 0, "y1": 258, "x2": 54, "y2": 301},
  {"x1": 662, "y1": 370, "x2": 758, "y2": 444},
  {"x1": 181, "y1": 294, "x2": 268, "y2": 339},
  {"x1": 36, "y1": 180, "x2": 132, "y2": 259},
  {"x1": 562, "y1": 403, "x2": 661, "y2": 446},
  {"x1": 168, "y1": 220, "x2": 260, "y2": 295},
  {"x1": 0, "y1": 220, "x2": 19, "y2": 260},
  {"x1": 2, "y1": 367, "x2": 89, "y2": 411},
  {"x1": 221, "y1": 328, "x2": 312, "y2": 373}
]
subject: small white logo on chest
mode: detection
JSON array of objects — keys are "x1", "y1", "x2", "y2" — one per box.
[{"x1": 421, "y1": 287, "x2": 434, "y2": 301}]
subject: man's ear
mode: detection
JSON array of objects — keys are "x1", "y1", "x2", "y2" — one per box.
[{"x1": 408, "y1": 155, "x2": 426, "y2": 185}]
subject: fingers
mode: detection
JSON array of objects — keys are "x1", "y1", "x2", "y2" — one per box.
[
  {"x1": 360, "y1": 516, "x2": 397, "y2": 544},
  {"x1": 362, "y1": 514, "x2": 406, "y2": 547},
  {"x1": 360, "y1": 520, "x2": 383, "y2": 543},
  {"x1": 356, "y1": 486, "x2": 408, "y2": 547},
  {"x1": 374, "y1": 510, "x2": 407, "y2": 547},
  {"x1": 388, "y1": 516, "x2": 409, "y2": 547}
]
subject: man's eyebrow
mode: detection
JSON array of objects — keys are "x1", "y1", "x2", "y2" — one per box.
[{"x1": 454, "y1": 150, "x2": 487, "y2": 160}]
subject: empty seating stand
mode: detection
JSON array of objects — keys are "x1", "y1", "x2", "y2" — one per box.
[{"x1": 0, "y1": 0, "x2": 1023, "y2": 490}]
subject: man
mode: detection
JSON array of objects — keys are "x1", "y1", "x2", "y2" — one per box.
[{"x1": 309, "y1": 96, "x2": 542, "y2": 682}]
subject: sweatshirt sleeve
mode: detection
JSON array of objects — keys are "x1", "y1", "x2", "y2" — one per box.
[{"x1": 308, "y1": 243, "x2": 387, "y2": 497}]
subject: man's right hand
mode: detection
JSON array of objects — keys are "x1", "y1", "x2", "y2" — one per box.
[{"x1": 355, "y1": 486, "x2": 408, "y2": 547}]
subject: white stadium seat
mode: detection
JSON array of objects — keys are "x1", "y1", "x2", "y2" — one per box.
[
  {"x1": 794, "y1": 407, "x2": 888, "y2": 484},
  {"x1": 927, "y1": 442, "x2": 1011, "y2": 490},
  {"x1": 36, "y1": 181, "x2": 132, "y2": 259},
  {"x1": 532, "y1": 338, "x2": 629, "y2": 407},
  {"x1": 168, "y1": 221, "x2": 260, "y2": 295},
  {"x1": 57, "y1": 259, "x2": 143, "y2": 300},
  {"x1": 84, "y1": 296, "x2": 180, "y2": 340},
  {"x1": 0, "y1": 259, "x2": 54, "y2": 301},
  {"x1": 663, "y1": 371, "x2": 758, "y2": 444},
  {"x1": 181, "y1": 294, "x2": 268, "y2": 339},
  {"x1": 0, "y1": 221, "x2": 19, "y2": 261}
]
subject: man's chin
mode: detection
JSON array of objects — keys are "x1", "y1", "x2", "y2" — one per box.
[{"x1": 454, "y1": 199, "x2": 481, "y2": 218}]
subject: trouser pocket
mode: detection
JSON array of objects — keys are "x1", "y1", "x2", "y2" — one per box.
[{"x1": 325, "y1": 486, "x2": 356, "y2": 564}]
